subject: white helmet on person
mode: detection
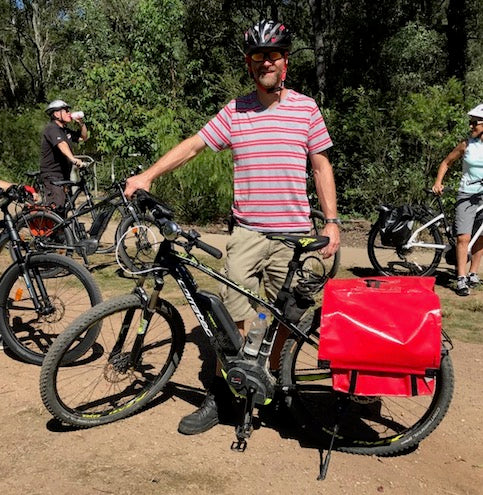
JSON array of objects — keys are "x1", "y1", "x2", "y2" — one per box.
[
  {"x1": 467, "y1": 104, "x2": 483, "y2": 119},
  {"x1": 46, "y1": 100, "x2": 71, "y2": 116}
]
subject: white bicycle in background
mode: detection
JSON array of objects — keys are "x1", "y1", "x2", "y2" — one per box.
[{"x1": 367, "y1": 180, "x2": 483, "y2": 277}]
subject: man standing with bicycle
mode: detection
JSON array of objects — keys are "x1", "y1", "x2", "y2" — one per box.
[
  {"x1": 125, "y1": 19, "x2": 340, "y2": 434},
  {"x1": 40, "y1": 100, "x2": 88, "y2": 214},
  {"x1": 432, "y1": 104, "x2": 483, "y2": 296}
]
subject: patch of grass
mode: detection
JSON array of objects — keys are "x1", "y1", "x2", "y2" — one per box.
[{"x1": 437, "y1": 285, "x2": 483, "y2": 344}]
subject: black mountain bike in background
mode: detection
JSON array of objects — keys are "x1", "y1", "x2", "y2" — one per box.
[
  {"x1": 13, "y1": 156, "x2": 149, "y2": 266},
  {"x1": 40, "y1": 190, "x2": 453, "y2": 476},
  {"x1": 0, "y1": 185, "x2": 102, "y2": 365}
]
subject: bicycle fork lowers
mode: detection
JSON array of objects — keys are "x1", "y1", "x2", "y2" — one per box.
[{"x1": 0, "y1": 189, "x2": 56, "y2": 316}]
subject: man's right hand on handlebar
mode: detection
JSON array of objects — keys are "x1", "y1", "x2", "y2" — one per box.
[
  {"x1": 432, "y1": 182, "x2": 444, "y2": 195},
  {"x1": 125, "y1": 172, "x2": 152, "y2": 199}
]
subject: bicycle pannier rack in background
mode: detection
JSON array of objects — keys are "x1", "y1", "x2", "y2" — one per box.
[
  {"x1": 377, "y1": 204, "x2": 415, "y2": 247},
  {"x1": 318, "y1": 277, "x2": 443, "y2": 396}
]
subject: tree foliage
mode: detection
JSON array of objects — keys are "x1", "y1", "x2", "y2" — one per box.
[{"x1": 0, "y1": 0, "x2": 481, "y2": 222}]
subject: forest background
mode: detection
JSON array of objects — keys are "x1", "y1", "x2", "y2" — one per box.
[{"x1": 0, "y1": 0, "x2": 482, "y2": 223}]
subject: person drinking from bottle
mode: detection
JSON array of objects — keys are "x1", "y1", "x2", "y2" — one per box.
[
  {"x1": 40, "y1": 100, "x2": 88, "y2": 214},
  {"x1": 125, "y1": 19, "x2": 340, "y2": 434},
  {"x1": 432, "y1": 104, "x2": 483, "y2": 296}
]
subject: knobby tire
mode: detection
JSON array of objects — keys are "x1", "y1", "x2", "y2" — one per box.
[
  {"x1": 279, "y1": 310, "x2": 454, "y2": 456},
  {"x1": 0, "y1": 254, "x2": 102, "y2": 365},
  {"x1": 40, "y1": 294, "x2": 186, "y2": 427}
]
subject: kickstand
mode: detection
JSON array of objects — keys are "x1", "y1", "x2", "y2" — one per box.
[
  {"x1": 317, "y1": 423, "x2": 338, "y2": 480},
  {"x1": 231, "y1": 387, "x2": 256, "y2": 452},
  {"x1": 317, "y1": 395, "x2": 350, "y2": 480}
]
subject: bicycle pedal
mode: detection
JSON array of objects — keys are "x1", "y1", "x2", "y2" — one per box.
[{"x1": 230, "y1": 439, "x2": 247, "y2": 452}]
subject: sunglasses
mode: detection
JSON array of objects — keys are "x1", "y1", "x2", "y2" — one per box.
[
  {"x1": 250, "y1": 51, "x2": 284, "y2": 62},
  {"x1": 469, "y1": 119, "x2": 483, "y2": 126}
]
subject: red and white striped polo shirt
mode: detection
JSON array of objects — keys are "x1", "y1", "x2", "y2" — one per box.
[{"x1": 198, "y1": 89, "x2": 333, "y2": 232}]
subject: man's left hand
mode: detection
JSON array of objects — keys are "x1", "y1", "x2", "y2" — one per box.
[{"x1": 320, "y1": 222, "x2": 340, "y2": 258}]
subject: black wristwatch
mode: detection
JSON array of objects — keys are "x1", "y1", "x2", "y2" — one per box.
[{"x1": 325, "y1": 218, "x2": 341, "y2": 225}]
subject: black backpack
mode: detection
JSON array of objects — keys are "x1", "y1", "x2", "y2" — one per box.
[{"x1": 377, "y1": 204, "x2": 415, "y2": 247}]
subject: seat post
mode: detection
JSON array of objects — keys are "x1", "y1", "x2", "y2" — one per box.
[{"x1": 280, "y1": 248, "x2": 302, "y2": 292}]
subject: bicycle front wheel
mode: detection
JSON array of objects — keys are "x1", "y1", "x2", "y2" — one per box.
[
  {"x1": 115, "y1": 213, "x2": 162, "y2": 273},
  {"x1": 0, "y1": 254, "x2": 102, "y2": 365},
  {"x1": 40, "y1": 294, "x2": 186, "y2": 427},
  {"x1": 367, "y1": 216, "x2": 443, "y2": 276},
  {"x1": 279, "y1": 313, "x2": 454, "y2": 456}
]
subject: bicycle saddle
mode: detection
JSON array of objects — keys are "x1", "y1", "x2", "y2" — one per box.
[
  {"x1": 51, "y1": 179, "x2": 80, "y2": 187},
  {"x1": 265, "y1": 233, "x2": 329, "y2": 252},
  {"x1": 25, "y1": 171, "x2": 41, "y2": 178}
]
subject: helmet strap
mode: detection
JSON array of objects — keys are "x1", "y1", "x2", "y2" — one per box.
[{"x1": 52, "y1": 110, "x2": 68, "y2": 125}]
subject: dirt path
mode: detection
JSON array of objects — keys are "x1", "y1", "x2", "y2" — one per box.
[{"x1": 0, "y1": 232, "x2": 482, "y2": 494}]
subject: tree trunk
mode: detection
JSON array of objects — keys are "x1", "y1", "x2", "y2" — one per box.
[
  {"x1": 31, "y1": 1, "x2": 46, "y2": 102},
  {"x1": 1, "y1": 49, "x2": 17, "y2": 106},
  {"x1": 308, "y1": 0, "x2": 326, "y2": 104},
  {"x1": 446, "y1": 0, "x2": 467, "y2": 80}
]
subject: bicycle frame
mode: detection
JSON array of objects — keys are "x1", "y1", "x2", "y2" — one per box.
[
  {"x1": 27, "y1": 179, "x2": 141, "y2": 259},
  {"x1": 121, "y1": 223, "x2": 326, "y2": 450},
  {"x1": 404, "y1": 200, "x2": 483, "y2": 255},
  {"x1": 134, "y1": 240, "x2": 320, "y2": 370}
]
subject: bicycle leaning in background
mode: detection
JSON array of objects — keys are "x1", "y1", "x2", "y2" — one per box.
[
  {"x1": 40, "y1": 190, "x2": 453, "y2": 478},
  {"x1": 0, "y1": 185, "x2": 102, "y2": 365},
  {"x1": 15, "y1": 156, "x2": 150, "y2": 266},
  {"x1": 367, "y1": 180, "x2": 483, "y2": 277}
]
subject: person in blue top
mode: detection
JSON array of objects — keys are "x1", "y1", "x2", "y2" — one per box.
[{"x1": 432, "y1": 104, "x2": 483, "y2": 296}]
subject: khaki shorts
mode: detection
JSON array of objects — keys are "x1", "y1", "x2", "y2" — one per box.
[{"x1": 219, "y1": 226, "x2": 296, "y2": 322}]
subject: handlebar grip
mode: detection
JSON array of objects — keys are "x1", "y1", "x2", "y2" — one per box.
[{"x1": 195, "y1": 239, "x2": 223, "y2": 259}]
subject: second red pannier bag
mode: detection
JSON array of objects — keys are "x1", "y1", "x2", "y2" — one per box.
[{"x1": 318, "y1": 277, "x2": 442, "y2": 396}]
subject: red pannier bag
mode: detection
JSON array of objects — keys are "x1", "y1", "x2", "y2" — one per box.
[{"x1": 318, "y1": 277, "x2": 442, "y2": 397}]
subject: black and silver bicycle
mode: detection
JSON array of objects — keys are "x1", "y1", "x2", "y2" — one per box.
[
  {"x1": 13, "y1": 156, "x2": 149, "y2": 266},
  {"x1": 0, "y1": 185, "x2": 102, "y2": 365},
  {"x1": 39, "y1": 190, "x2": 453, "y2": 468}
]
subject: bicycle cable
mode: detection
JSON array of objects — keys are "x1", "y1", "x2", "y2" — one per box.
[{"x1": 115, "y1": 224, "x2": 161, "y2": 276}]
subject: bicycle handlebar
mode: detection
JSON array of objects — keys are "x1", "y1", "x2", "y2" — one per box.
[
  {"x1": 185, "y1": 234, "x2": 223, "y2": 259},
  {"x1": 467, "y1": 178, "x2": 483, "y2": 186},
  {"x1": 0, "y1": 185, "x2": 33, "y2": 207},
  {"x1": 134, "y1": 189, "x2": 223, "y2": 259}
]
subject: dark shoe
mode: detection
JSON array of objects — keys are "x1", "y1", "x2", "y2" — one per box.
[
  {"x1": 178, "y1": 392, "x2": 219, "y2": 435},
  {"x1": 455, "y1": 276, "x2": 470, "y2": 296}
]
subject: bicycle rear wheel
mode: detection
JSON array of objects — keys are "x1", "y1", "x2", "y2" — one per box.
[
  {"x1": 40, "y1": 294, "x2": 186, "y2": 427},
  {"x1": 367, "y1": 215, "x2": 443, "y2": 276},
  {"x1": 0, "y1": 254, "x2": 102, "y2": 365},
  {"x1": 279, "y1": 312, "x2": 454, "y2": 456},
  {"x1": 13, "y1": 209, "x2": 74, "y2": 258}
]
